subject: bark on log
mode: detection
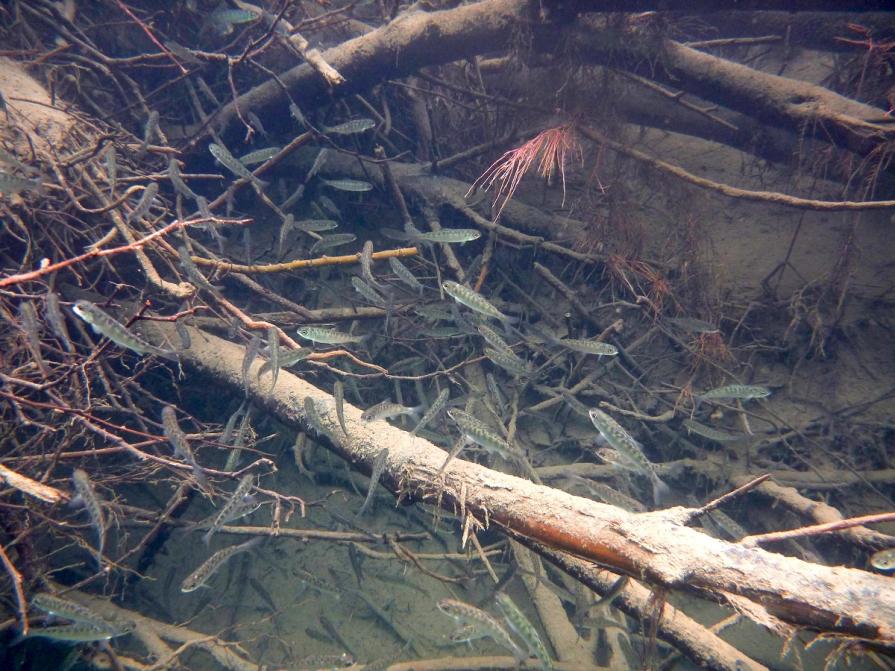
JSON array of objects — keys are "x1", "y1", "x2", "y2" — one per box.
[{"x1": 141, "y1": 320, "x2": 895, "y2": 649}]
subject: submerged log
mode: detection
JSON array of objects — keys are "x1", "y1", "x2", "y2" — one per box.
[
  {"x1": 199, "y1": 0, "x2": 893, "y2": 167},
  {"x1": 141, "y1": 320, "x2": 895, "y2": 649}
]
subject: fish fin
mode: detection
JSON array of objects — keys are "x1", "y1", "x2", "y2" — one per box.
[
  {"x1": 651, "y1": 474, "x2": 672, "y2": 506},
  {"x1": 380, "y1": 228, "x2": 411, "y2": 241}
]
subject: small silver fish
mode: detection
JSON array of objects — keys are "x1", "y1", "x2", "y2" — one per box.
[
  {"x1": 356, "y1": 448, "x2": 388, "y2": 518},
  {"x1": 321, "y1": 178, "x2": 373, "y2": 192},
  {"x1": 484, "y1": 346, "x2": 533, "y2": 377},
  {"x1": 175, "y1": 316, "x2": 191, "y2": 350},
  {"x1": 588, "y1": 408, "x2": 670, "y2": 504},
  {"x1": 703, "y1": 509, "x2": 748, "y2": 541},
  {"x1": 310, "y1": 233, "x2": 357, "y2": 254},
  {"x1": 209, "y1": 142, "x2": 267, "y2": 190},
  {"x1": 247, "y1": 111, "x2": 267, "y2": 137},
  {"x1": 437, "y1": 599, "x2": 524, "y2": 660},
  {"x1": 486, "y1": 373, "x2": 508, "y2": 415},
  {"x1": 137, "y1": 110, "x2": 159, "y2": 156},
  {"x1": 296, "y1": 326, "x2": 364, "y2": 344},
  {"x1": 242, "y1": 335, "x2": 261, "y2": 394},
  {"x1": 202, "y1": 473, "x2": 257, "y2": 545},
  {"x1": 225, "y1": 408, "x2": 253, "y2": 472},
  {"x1": 277, "y1": 214, "x2": 294, "y2": 257},
  {"x1": 72, "y1": 300, "x2": 176, "y2": 360},
  {"x1": 71, "y1": 469, "x2": 106, "y2": 566},
  {"x1": 495, "y1": 593, "x2": 553, "y2": 670},
  {"x1": 164, "y1": 40, "x2": 202, "y2": 66},
  {"x1": 16, "y1": 622, "x2": 124, "y2": 643},
  {"x1": 698, "y1": 384, "x2": 771, "y2": 402},
  {"x1": 238, "y1": 147, "x2": 280, "y2": 166},
  {"x1": 45, "y1": 292, "x2": 73, "y2": 353},
  {"x1": 352, "y1": 276, "x2": 387, "y2": 306},
  {"x1": 18, "y1": 301, "x2": 46, "y2": 374},
  {"x1": 220, "y1": 401, "x2": 247, "y2": 447},
  {"x1": 195, "y1": 195, "x2": 212, "y2": 219},
  {"x1": 31, "y1": 594, "x2": 116, "y2": 632},
  {"x1": 442, "y1": 281, "x2": 510, "y2": 322},
  {"x1": 448, "y1": 409, "x2": 516, "y2": 460},
  {"x1": 682, "y1": 419, "x2": 742, "y2": 443},
  {"x1": 303, "y1": 396, "x2": 332, "y2": 439},
  {"x1": 316, "y1": 195, "x2": 341, "y2": 219},
  {"x1": 126, "y1": 182, "x2": 158, "y2": 223},
  {"x1": 294, "y1": 218, "x2": 338, "y2": 232},
  {"x1": 0, "y1": 171, "x2": 42, "y2": 194},
  {"x1": 556, "y1": 338, "x2": 617, "y2": 357},
  {"x1": 289, "y1": 102, "x2": 308, "y2": 128},
  {"x1": 260, "y1": 347, "x2": 311, "y2": 375},
  {"x1": 668, "y1": 317, "x2": 720, "y2": 334},
  {"x1": 104, "y1": 146, "x2": 117, "y2": 192},
  {"x1": 293, "y1": 568, "x2": 342, "y2": 599},
  {"x1": 161, "y1": 406, "x2": 189, "y2": 461},
  {"x1": 324, "y1": 118, "x2": 376, "y2": 135},
  {"x1": 178, "y1": 245, "x2": 219, "y2": 293},
  {"x1": 196, "y1": 77, "x2": 221, "y2": 106},
  {"x1": 306, "y1": 148, "x2": 329, "y2": 181},
  {"x1": 263, "y1": 327, "x2": 280, "y2": 392},
  {"x1": 205, "y1": 8, "x2": 258, "y2": 36},
  {"x1": 361, "y1": 400, "x2": 421, "y2": 422},
  {"x1": 281, "y1": 182, "x2": 305, "y2": 210},
  {"x1": 359, "y1": 240, "x2": 382, "y2": 288},
  {"x1": 167, "y1": 158, "x2": 198, "y2": 200},
  {"x1": 411, "y1": 387, "x2": 449, "y2": 436},
  {"x1": 181, "y1": 537, "x2": 261, "y2": 592},
  {"x1": 333, "y1": 381, "x2": 348, "y2": 436},
  {"x1": 870, "y1": 548, "x2": 895, "y2": 572},
  {"x1": 412, "y1": 228, "x2": 481, "y2": 244},
  {"x1": 297, "y1": 653, "x2": 354, "y2": 669},
  {"x1": 388, "y1": 257, "x2": 424, "y2": 294},
  {"x1": 161, "y1": 405, "x2": 210, "y2": 492},
  {"x1": 571, "y1": 478, "x2": 646, "y2": 512}
]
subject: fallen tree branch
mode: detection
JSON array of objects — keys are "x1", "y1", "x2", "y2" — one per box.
[
  {"x1": 191, "y1": 246, "x2": 419, "y2": 273},
  {"x1": 198, "y1": 0, "x2": 894, "y2": 172},
  {"x1": 563, "y1": 15, "x2": 895, "y2": 159},
  {"x1": 189, "y1": 0, "x2": 533, "y2": 147},
  {"x1": 739, "y1": 511, "x2": 895, "y2": 548},
  {"x1": 138, "y1": 321, "x2": 895, "y2": 649},
  {"x1": 576, "y1": 125, "x2": 895, "y2": 211},
  {"x1": 732, "y1": 475, "x2": 895, "y2": 549}
]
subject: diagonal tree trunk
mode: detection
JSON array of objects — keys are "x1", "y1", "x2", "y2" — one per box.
[{"x1": 141, "y1": 319, "x2": 895, "y2": 651}]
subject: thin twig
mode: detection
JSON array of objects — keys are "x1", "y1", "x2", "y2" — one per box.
[
  {"x1": 740, "y1": 511, "x2": 895, "y2": 547},
  {"x1": 191, "y1": 247, "x2": 419, "y2": 274},
  {"x1": 0, "y1": 541, "x2": 27, "y2": 636},
  {"x1": 112, "y1": 0, "x2": 187, "y2": 75}
]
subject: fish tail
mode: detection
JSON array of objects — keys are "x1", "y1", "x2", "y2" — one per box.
[{"x1": 651, "y1": 473, "x2": 672, "y2": 506}]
